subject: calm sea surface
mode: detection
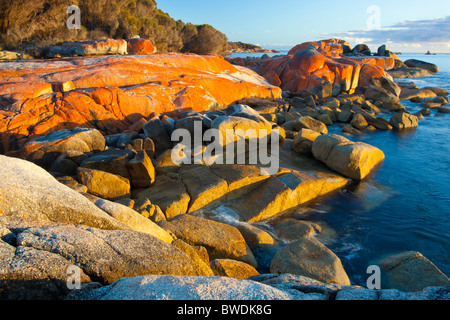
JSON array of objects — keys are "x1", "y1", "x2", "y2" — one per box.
[{"x1": 231, "y1": 52, "x2": 450, "y2": 285}]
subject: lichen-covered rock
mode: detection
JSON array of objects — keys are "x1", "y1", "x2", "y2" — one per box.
[
  {"x1": 13, "y1": 224, "x2": 199, "y2": 284},
  {"x1": 0, "y1": 54, "x2": 281, "y2": 153},
  {"x1": 228, "y1": 39, "x2": 395, "y2": 98},
  {"x1": 0, "y1": 239, "x2": 92, "y2": 300},
  {"x1": 46, "y1": 39, "x2": 128, "y2": 58},
  {"x1": 126, "y1": 38, "x2": 157, "y2": 55}
]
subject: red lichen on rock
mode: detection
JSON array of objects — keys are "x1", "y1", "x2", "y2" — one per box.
[
  {"x1": 227, "y1": 39, "x2": 395, "y2": 99},
  {"x1": 0, "y1": 53, "x2": 281, "y2": 153}
]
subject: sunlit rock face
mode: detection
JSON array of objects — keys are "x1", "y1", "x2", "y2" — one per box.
[
  {"x1": 228, "y1": 39, "x2": 395, "y2": 99},
  {"x1": 0, "y1": 53, "x2": 281, "y2": 153}
]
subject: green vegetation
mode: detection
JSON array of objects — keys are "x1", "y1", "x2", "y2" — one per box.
[
  {"x1": 0, "y1": 0, "x2": 229, "y2": 56},
  {"x1": 228, "y1": 42, "x2": 264, "y2": 51}
]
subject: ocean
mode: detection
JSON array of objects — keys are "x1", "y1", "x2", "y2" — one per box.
[{"x1": 231, "y1": 52, "x2": 450, "y2": 286}]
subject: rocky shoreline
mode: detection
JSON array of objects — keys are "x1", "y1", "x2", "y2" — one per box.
[{"x1": 0, "y1": 38, "x2": 449, "y2": 301}]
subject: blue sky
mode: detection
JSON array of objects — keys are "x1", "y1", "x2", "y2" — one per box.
[{"x1": 157, "y1": 0, "x2": 450, "y2": 52}]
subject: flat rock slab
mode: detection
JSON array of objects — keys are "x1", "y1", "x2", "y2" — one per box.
[
  {"x1": 232, "y1": 170, "x2": 347, "y2": 223},
  {"x1": 210, "y1": 164, "x2": 270, "y2": 201},
  {"x1": 46, "y1": 39, "x2": 128, "y2": 58},
  {"x1": 15, "y1": 224, "x2": 198, "y2": 284},
  {"x1": 67, "y1": 275, "x2": 301, "y2": 300},
  {"x1": 180, "y1": 165, "x2": 229, "y2": 213},
  {"x1": 135, "y1": 174, "x2": 191, "y2": 219},
  {"x1": 139, "y1": 164, "x2": 271, "y2": 218}
]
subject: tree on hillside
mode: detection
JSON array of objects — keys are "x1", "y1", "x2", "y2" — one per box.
[{"x1": 0, "y1": 0, "x2": 228, "y2": 56}]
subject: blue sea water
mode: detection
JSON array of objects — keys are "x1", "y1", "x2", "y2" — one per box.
[
  {"x1": 231, "y1": 52, "x2": 450, "y2": 286},
  {"x1": 227, "y1": 50, "x2": 289, "y2": 59}
]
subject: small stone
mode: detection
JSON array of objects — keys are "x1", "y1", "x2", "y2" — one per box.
[
  {"x1": 389, "y1": 113, "x2": 419, "y2": 130},
  {"x1": 210, "y1": 259, "x2": 260, "y2": 279},
  {"x1": 143, "y1": 138, "x2": 156, "y2": 159},
  {"x1": 77, "y1": 167, "x2": 131, "y2": 201},
  {"x1": 350, "y1": 114, "x2": 369, "y2": 130},
  {"x1": 127, "y1": 150, "x2": 156, "y2": 188}
]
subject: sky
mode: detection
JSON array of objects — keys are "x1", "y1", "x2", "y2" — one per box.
[{"x1": 157, "y1": 0, "x2": 450, "y2": 53}]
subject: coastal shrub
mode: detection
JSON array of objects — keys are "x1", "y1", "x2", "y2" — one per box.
[{"x1": 0, "y1": 0, "x2": 228, "y2": 56}]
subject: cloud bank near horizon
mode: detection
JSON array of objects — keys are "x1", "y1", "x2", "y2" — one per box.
[{"x1": 331, "y1": 16, "x2": 450, "y2": 53}]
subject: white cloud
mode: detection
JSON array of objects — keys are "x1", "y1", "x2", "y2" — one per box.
[{"x1": 328, "y1": 16, "x2": 450, "y2": 52}]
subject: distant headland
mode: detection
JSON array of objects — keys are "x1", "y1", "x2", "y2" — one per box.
[{"x1": 228, "y1": 41, "x2": 281, "y2": 54}]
